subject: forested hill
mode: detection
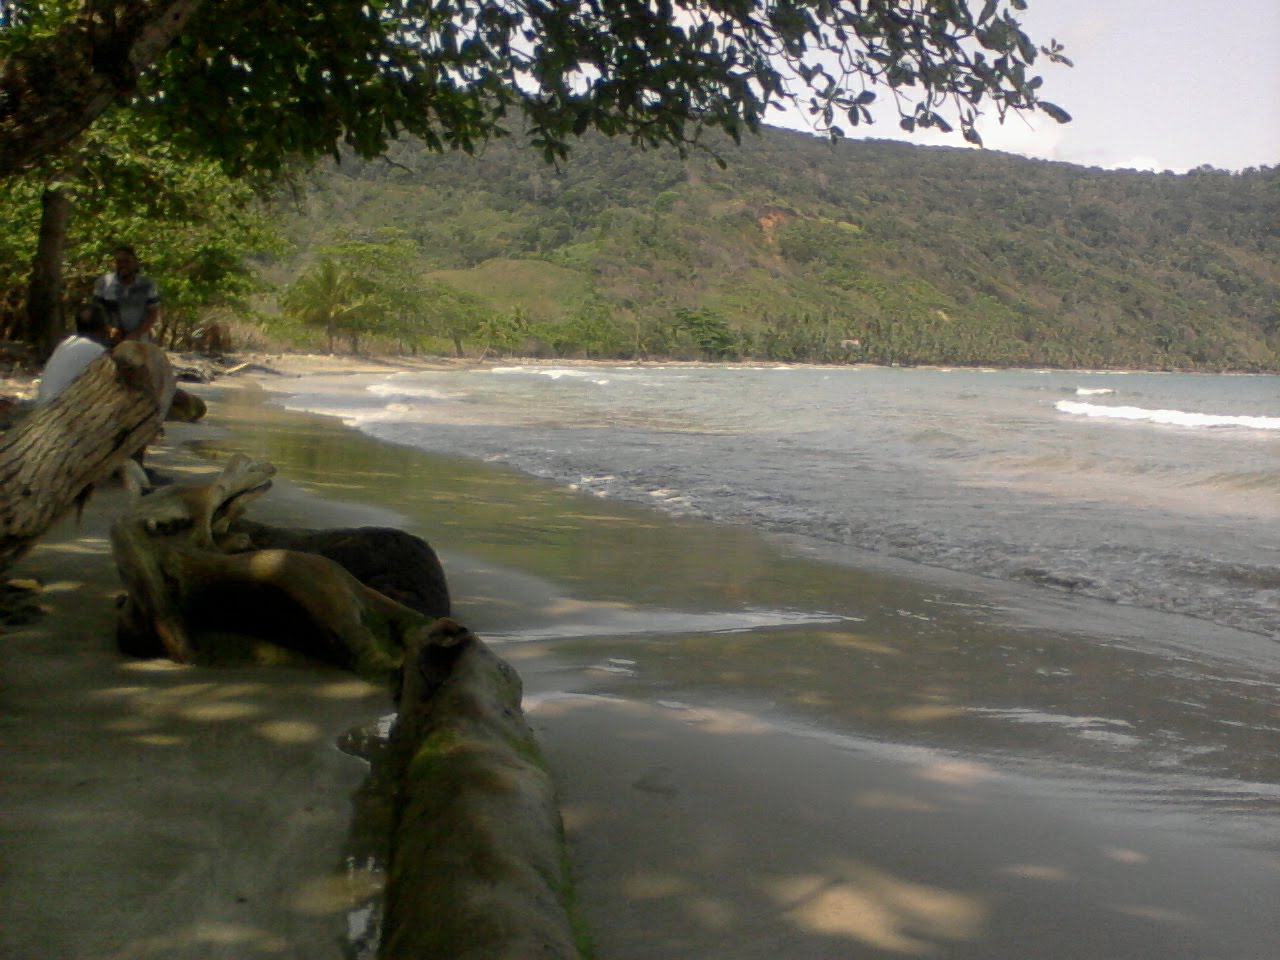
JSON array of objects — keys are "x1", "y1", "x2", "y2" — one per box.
[{"x1": 282, "y1": 125, "x2": 1280, "y2": 370}]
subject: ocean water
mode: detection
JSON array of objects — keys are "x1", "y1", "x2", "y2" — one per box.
[{"x1": 271, "y1": 363, "x2": 1280, "y2": 642}]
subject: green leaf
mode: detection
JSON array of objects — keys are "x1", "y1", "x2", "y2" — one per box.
[{"x1": 1038, "y1": 101, "x2": 1072, "y2": 124}]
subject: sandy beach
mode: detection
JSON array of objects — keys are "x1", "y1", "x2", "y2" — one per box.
[{"x1": 3, "y1": 356, "x2": 1279, "y2": 959}]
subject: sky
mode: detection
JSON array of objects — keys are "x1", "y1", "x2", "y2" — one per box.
[{"x1": 768, "y1": 0, "x2": 1280, "y2": 174}]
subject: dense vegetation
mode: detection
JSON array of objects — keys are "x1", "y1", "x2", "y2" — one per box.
[
  {"x1": 0, "y1": 111, "x2": 280, "y2": 354},
  {"x1": 270, "y1": 126, "x2": 1280, "y2": 370},
  {"x1": 2, "y1": 0, "x2": 1070, "y2": 359}
]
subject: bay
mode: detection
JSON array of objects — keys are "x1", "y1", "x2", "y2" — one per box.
[{"x1": 198, "y1": 364, "x2": 1280, "y2": 850}]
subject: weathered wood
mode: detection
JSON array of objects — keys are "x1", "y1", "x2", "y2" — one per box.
[
  {"x1": 0, "y1": 341, "x2": 174, "y2": 572},
  {"x1": 228, "y1": 519, "x2": 450, "y2": 619},
  {"x1": 106, "y1": 452, "x2": 580, "y2": 956},
  {"x1": 382, "y1": 620, "x2": 583, "y2": 960},
  {"x1": 110, "y1": 454, "x2": 432, "y2": 673},
  {"x1": 166, "y1": 387, "x2": 207, "y2": 422},
  {"x1": 114, "y1": 540, "x2": 424, "y2": 674}
]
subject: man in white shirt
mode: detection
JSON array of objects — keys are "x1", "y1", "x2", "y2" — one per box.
[
  {"x1": 36, "y1": 304, "x2": 111, "y2": 405},
  {"x1": 93, "y1": 244, "x2": 162, "y2": 344}
]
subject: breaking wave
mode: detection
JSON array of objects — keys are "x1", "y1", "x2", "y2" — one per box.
[{"x1": 1056, "y1": 401, "x2": 1280, "y2": 431}]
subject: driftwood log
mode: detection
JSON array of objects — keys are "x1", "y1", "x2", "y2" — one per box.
[
  {"x1": 226, "y1": 518, "x2": 450, "y2": 621},
  {"x1": 0, "y1": 341, "x2": 174, "y2": 571},
  {"x1": 383, "y1": 621, "x2": 582, "y2": 960},
  {"x1": 110, "y1": 453, "x2": 433, "y2": 673},
  {"x1": 108, "y1": 453, "x2": 582, "y2": 957}
]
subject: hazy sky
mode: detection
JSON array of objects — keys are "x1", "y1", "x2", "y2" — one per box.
[{"x1": 770, "y1": 0, "x2": 1280, "y2": 173}]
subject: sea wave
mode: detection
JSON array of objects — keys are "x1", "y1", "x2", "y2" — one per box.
[
  {"x1": 488, "y1": 365, "x2": 611, "y2": 385},
  {"x1": 366, "y1": 382, "x2": 456, "y2": 400},
  {"x1": 1056, "y1": 401, "x2": 1280, "y2": 431},
  {"x1": 1075, "y1": 387, "x2": 1115, "y2": 396}
]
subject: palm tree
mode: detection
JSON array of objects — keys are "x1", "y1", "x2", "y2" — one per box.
[{"x1": 280, "y1": 257, "x2": 373, "y2": 353}]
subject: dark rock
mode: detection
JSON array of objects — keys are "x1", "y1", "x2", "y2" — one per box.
[{"x1": 166, "y1": 387, "x2": 207, "y2": 422}]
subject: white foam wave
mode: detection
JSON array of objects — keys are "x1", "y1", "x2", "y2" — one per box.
[
  {"x1": 281, "y1": 401, "x2": 420, "y2": 428},
  {"x1": 1056, "y1": 400, "x2": 1280, "y2": 431},
  {"x1": 488, "y1": 365, "x2": 607, "y2": 383},
  {"x1": 1075, "y1": 387, "x2": 1115, "y2": 396},
  {"x1": 366, "y1": 382, "x2": 454, "y2": 400}
]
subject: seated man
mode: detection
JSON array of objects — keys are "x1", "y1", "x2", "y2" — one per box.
[{"x1": 36, "y1": 303, "x2": 111, "y2": 405}]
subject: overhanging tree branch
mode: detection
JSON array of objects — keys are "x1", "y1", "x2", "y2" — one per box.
[
  {"x1": 2, "y1": 1, "x2": 1070, "y2": 180},
  {"x1": 0, "y1": 0, "x2": 205, "y2": 178}
]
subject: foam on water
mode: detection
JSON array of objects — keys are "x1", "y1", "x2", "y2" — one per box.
[
  {"x1": 366, "y1": 382, "x2": 457, "y2": 400},
  {"x1": 483, "y1": 606, "x2": 855, "y2": 642},
  {"x1": 1057, "y1": 400, "x2": 1280, "y2": 431},
  {"x1": 488, "y1": 365, "x2": 611, "y2": 385}
]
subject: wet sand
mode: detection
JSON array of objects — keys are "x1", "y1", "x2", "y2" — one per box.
[{"x1": 3, "y1": 364, "x2": 1279, "y2": 958}]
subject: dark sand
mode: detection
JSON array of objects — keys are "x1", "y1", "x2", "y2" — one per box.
[{"x1": 3, "y1": 362, "x2": 1278, "y2": 959}]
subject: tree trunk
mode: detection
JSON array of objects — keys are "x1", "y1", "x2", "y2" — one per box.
[
  {"x1": 382, "y1": 621, "x2": 583, "y2": 960},
  {"x1": 0, "y1": 1, "x2": 206, "y2": 178},
  {"x1": 113, "y1": 537, "x2": 424, "y2": 670},
  {"x1": 102, "y1": 451, "x2": 580, "y2": 955},
  {"x1": 0, "y1": 341, "x2": 174, "y2": 572},
  {"x1": 24, "y1": 187, "x2": 74, "y2": 360},
  {"x1": 108, "y1": 455, "x2": 444, "y2": 667}
]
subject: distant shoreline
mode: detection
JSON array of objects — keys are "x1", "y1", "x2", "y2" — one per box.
[
  {"x1": 3, "y1": 348, "x2": 1274, "y2": 411},
  {"x1": 216, "y1": 350, "x2": 1279, "y2": 382}
]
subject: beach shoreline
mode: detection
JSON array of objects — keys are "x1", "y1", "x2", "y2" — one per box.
[{"x1": 3, "y1": 356, "x2": 1279, "y2": 959}]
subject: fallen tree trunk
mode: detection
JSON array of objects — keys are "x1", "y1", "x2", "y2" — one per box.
[
  {"x1": 110, "y1": 453, "x2": 432, "y2": 672},
  {"x1": 114, "y1": 536, "x2": 427, "y2": 676},
  {"x1": 382, "y1": 620, "x2": 583, "y2": 960},
  {"x1": 227, "y1": 519, "x2": 450, "y2": 620},
  {"x1": 108, "y1": 454, "x2": 582, "y2": 955},
  {"x1": 0, "y1": 341, "x2": 174, "y2": 572}
]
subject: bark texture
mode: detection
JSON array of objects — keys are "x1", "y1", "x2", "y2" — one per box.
[
  {"x1": 24, "y1": 186, "x2": 73, "y2": 358},
  {"x1": 110, "y1": 454, "x2": 441, "y2": 671},
  {"x1": 106, "y1": 453, "x2": 580, "y2": 955},
  {"x1": 383, "y1": 621, "x2": 583, "y2": 960},
  {"x1": 0, "y1": 340, "x2": 174, "y2": 571}
]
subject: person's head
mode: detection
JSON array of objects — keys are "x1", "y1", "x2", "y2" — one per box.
[
  {"x1": 112, "y1": 244, "x2": 140, "y2": 280},
  {"x1": 76, "y1": 302, "x2": 110, "y2": 340}
]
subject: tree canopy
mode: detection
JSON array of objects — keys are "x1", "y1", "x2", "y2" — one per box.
[
  {"x1": 1, "y1": 0, "x2": 1071, "y2": 179},
  {"x1": 0, "y1": 107, "x2": 279, "y2": 349}
]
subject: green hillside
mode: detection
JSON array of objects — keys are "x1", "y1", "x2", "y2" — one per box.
[{"x1": 274, "y1": 125, "x2": 1280, "y2": 370}]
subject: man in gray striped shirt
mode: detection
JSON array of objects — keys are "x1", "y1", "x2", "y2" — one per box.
[{"x1": 93, "y1": 244, "x2": 162, "y2": 344}]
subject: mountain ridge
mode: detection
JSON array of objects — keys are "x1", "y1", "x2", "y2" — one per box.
[{"x1": 280, "y1": 124, "x2": 1280, "y2": 370}]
